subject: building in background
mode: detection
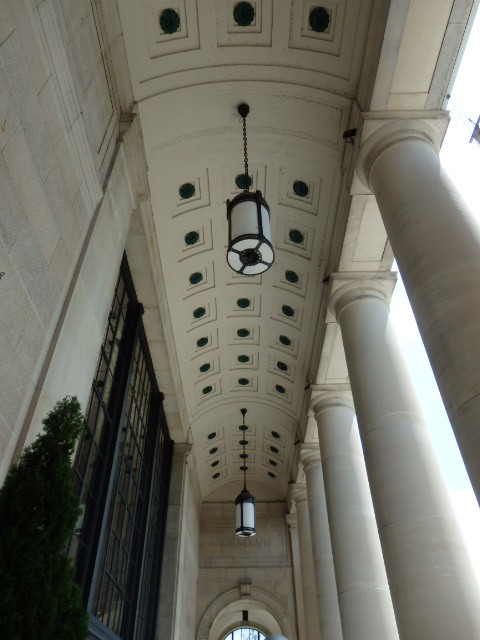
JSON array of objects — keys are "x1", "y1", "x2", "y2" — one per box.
[
  {"x1": 1, "y1": 1, "x2": 480, "y2": 639},
  {"x1": 470, "y1": 115, "x2": 480, "y2": 144}
]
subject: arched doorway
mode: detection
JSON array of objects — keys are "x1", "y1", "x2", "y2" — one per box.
[{"x1": 196, "y1": 587, "x2": 296, "y2": 640}]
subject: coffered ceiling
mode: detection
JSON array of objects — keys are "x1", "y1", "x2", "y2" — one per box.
[
  {"x1": 118, "y1": 0, "x2": 377, "y2": 500},
  {"x1": 118, "y1": 0, "x2": 373, "y2": 99}
]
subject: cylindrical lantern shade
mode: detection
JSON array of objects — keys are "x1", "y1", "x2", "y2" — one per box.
[
  {"x1": 235, "y1": 488, "x2": 256, "y2": 536},
  {"x1": 227, "y1": 190, "x2": 274, "y2": 275}
]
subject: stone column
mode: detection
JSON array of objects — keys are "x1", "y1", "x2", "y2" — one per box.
[
  {"x1": 330, "y1": 278, "x2": 480, "y2": 640},
  {"x1": 311, "y1": 392, "x2": 398, "y2": 640},
  {"x1": 157, "y1": 444, "x2": 192, "y2": 640},
  {"x1": 291, "y1": 485, "x2": 322, "y2": 640},
  {"x1": 358, "y1": 119, "x2": 480, "y2": 502},
  {"x1": 286, "y1": 514, "x2": 307, "y2": 640},
  {"x1": 300, "y1": 447, "x2": 343, "y2": 640}
]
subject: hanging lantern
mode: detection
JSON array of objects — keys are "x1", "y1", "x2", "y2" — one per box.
[
  {"x1": 235, "y1": 487, "x2": 256, "y2": 537},
  {"x1": 235, "y1": 408, "x2": 256, "y2": 537},
  {"x1": 227, "y1": 104, "x2": 274, "y2": 276}
]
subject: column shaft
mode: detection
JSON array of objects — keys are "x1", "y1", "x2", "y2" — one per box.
[
  {"x1": 293, "y1": 488, "x2": 322, "y2": 640},
  {"x1": 335, "y1": 289, "x2": 480, "y2": 640},
  {"x1": 302, "y1": 450, "x2": 343, "y2": 640},
  {"x1": 157, "y1": 444, "x2": 192, "y2": 640},
  {"x1": 365, "y1": 129, "x2": 480, "y2": 501},
  {"x1": 286, "y1": 515, "x2": 307, "y2": 640},
  {"x1": 313, "y1": 398, "x2": 398, "y2": 640}
]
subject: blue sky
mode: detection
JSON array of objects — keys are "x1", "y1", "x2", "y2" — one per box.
[{"x1": 390, "y1": 8, "x2": 480, "y2": 581}]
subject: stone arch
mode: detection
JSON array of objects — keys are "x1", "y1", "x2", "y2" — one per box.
[{"x1": 196, "y1": 586, "x2": 297, "y2": 640}]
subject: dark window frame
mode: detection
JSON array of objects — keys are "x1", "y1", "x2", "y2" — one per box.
[{"x1": 70, "y1": 255, "x2": 172, "y2": 640}]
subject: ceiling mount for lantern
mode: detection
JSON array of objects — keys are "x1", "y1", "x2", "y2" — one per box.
[
  {"x1": 238, "y1": 102, "x2": 250, "y2": 120},
  {"x1": 226, "y1": 104, "x2": 274, "y2": 276},
  {"x1": 235, "y1": 408, "x2": 256, "y2": 537}
]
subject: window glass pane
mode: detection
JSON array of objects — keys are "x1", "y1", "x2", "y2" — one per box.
[{"x1": 223, "y1": 628, "x2": 267, "y2": 640}]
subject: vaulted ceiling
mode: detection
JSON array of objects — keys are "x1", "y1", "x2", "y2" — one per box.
[{"x1": 118, "y1": 0, "x2": 379, "y2": 500}]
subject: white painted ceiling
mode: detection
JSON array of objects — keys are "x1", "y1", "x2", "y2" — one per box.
[{"x1": 118, "y1": 0, "x2": 376, "y2": 500}]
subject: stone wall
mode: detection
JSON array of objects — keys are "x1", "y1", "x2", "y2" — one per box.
[
  {"x1": 197, "y1": 502, "x2": 297, "y2": 639},
  {"x1": 0, "y1": 0, "x2": 126, "y2": 479},
  {"x1": 53, "y1": 0, "x2": 120, "y2": 180}
]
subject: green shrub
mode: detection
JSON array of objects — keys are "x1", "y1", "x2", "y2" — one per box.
[{"x1": 0, "y1": 396, "x2": 89, "y2": 640}]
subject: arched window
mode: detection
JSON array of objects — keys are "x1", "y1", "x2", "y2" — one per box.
[{"x1": 223, "y1": 628, "x2": 266, "y2": 640}]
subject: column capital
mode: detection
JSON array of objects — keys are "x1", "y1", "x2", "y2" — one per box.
[
  {"x1": 285, "y1": 513, "x2": 298, "y2": 530},
  {"x1": 355, "y1": 114, "x2": 447, "y2": 190},
  {"x1": 328, "y1": 272, "x2": 397, "y2": 321},
  {"x1": 310, "y1": 387, "x2": 354, "y2": 416},
  {"x1": 300, "y1": 444, "x2": 322, "y2": 470},
  {"x1": 291, "y1": 483, "x2": 308, "y2": 505}
]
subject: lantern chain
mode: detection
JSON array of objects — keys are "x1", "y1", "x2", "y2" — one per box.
[
  {"x1": 242, "y1": 114, "x2": 249, "y2": 192},
  {"x1": 241, "y1": 408, "x2": 248, "y2": 489}
]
